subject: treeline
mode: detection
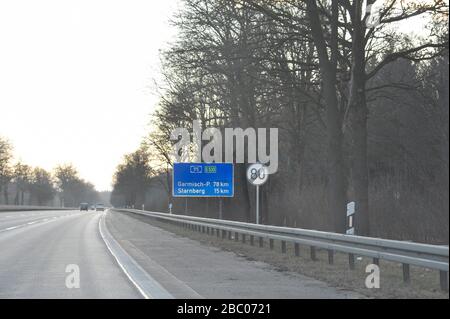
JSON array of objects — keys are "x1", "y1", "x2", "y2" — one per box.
[
  {"x1": 0, "y1": 137, "x2": 99, "y2": 207},
  {"x1": 111, "y1": 0, "x2": 449, "y2": 243}
]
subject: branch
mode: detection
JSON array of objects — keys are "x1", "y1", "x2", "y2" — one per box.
[{"x1": 366, "y1": 41, "x2": 449, "y2": 79}]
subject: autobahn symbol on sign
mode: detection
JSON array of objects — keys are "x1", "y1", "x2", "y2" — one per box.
[{"x1": 173, "y1": 162, "x2": 234, "y2": 197}]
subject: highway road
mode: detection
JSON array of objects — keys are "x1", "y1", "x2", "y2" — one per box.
[
  {"x1": 0, "y1": 209, "x2": 361, "y2": 299},
  {"x1": 0, "y1": 210, "x2": 141, "y2": 298}
]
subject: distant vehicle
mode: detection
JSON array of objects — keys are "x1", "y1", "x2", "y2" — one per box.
[
  {"x1": 90, "y1": 205, "x2": 95, "y2": 210},
  {"x1": 95, "y1": 204, "x2": 105, "y2": 211},
  {"x1": 80, "y1": 203, "x2": 89, "y2": 211}
]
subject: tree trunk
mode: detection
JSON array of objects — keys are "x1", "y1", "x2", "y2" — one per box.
[
  {"x1": 3, "y1": 186, "x2": 8, "y2": 204},
  {"x1": 324, "y1": 81, "x2": 347, "y2": 233},
  {"x1": 306, "y1": 0, "x2": 347, "y2": 233},
  {"x1": 348, "y1": 2, "x2": 370, "y2": 236},
  {"x1": 14, "y1": 190, "x2": 19, "y2": 205},
  {"x1": 351, "y1": 88, "x2": 370, "y2": 236}
]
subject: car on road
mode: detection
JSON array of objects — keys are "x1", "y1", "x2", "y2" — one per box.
[
  {"x1": 80, "y1": 203, "x2": 89, "y2": 211},
  {"x1": 95, "y1": 204, "x2": 105, "y2": 211}
]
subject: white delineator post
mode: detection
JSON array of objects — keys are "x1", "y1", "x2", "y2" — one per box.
[{"x1": 346, "y1": 201, "x2": 356, "y2": 235}]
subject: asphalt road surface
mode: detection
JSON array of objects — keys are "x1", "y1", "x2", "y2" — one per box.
[
  {"x1": 0, "y1": 210, "x2": 141, "y2": 298},
  {"x1": 0, "y1": 209, "x2": 361, "y2": 299}
]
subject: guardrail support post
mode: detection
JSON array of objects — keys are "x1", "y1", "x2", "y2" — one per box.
[
  {"x1": 269, "y1": 239, "x2": 274, "y2": 250},
  {"x1": 349, "y1": 254, "x2": 355, "y2": 270},
  {"x1": 328, "y1": 250, "x2": 334, "y2": 264},
  {"x1": 234, "y1": 232, "x2": 239, "y2": 241},
  {"x1": 402, "y1": 264, "x2": 410, "y2": 284},
  {"x1": 294, "y1": 243, "x2": 300, "y2": 257},
  {"x1": 281, "y1": 241, "x2": 286, "y2": 253},
  {"x1": 440, "y1": 271, "x2": 448, "y2": 292},
  {"x1": 310, "y1": 246, "x2": 317, "y2": 261},
  {"x1": 228, "y1": 231, "x2": 232, "y2": 240},
  {"x1": 250, "y1": 235, "x2": 254, "y2": 246},
  {"x1": 242, "y1": 234, "x2": 246, "y2": 243},
  {"x1": 259, "y1": 237, "x2": 264, "y2": 247},
  {"x1": 222, "y1": 230, "x2": 226, "y2": 239},
  {"x1": 373, "y1": 258, "x2": 379, "y2": 265},
  {"x1": 216, "y1": 229, "x2": 220, "y2": 238}
]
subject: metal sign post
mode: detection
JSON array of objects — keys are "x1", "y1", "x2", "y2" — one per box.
[
  {"x1": 246, "y1": 163, "x2": 269, "y2": 224},
  {"x1": 256, "y1": 185, "x2": 260, "y2": 225}
]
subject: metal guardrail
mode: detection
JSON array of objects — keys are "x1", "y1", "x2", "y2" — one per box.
[
  {"x1": 114, "y1": 208, "x2": 449, "y2": 291},
  {"x1": 0, "y1": 205, "x2": 73, "y2": 212}
]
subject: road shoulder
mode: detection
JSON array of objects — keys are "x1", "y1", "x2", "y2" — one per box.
[{"x1": 106, "y1": 211, "x2": 363, "y2": 299}]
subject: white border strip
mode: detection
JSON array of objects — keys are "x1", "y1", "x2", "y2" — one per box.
[
  {"x1": 98, "y1": 211, "x2": 174, "y2": 299},
  {"x1": 0, "y1": 212, "x2": 82, "y2": 233}
]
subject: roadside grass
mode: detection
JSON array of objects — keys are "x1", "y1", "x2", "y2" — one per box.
[{"x1": 121, "y1": 211, "x2": 449, "y2": 299}]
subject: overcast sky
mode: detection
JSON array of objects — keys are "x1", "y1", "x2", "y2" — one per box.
[{"x1": 0, "y1": 0, "x2": 179, "y2": 190}]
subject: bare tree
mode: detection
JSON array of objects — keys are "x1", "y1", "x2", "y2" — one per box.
[{"x1": 0, "y1": 137, "x2": 13, "y2": 204}]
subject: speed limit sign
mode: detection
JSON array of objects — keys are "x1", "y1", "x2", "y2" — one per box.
[
  {"x1": 246, "y1": 163, "x2": 269, "y2": 224},
  {"x1": 246, "y1": 163, "x2": 269, "y2": 186}
]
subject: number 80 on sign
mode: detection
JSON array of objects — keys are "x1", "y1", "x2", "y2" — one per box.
[{"x1": 246, "y1": 163, "x2": 269, "y2": 186}]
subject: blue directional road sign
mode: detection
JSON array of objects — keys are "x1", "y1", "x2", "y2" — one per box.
[{"x1": 173, "y1": 163, "x2": 234, "y2": 197}]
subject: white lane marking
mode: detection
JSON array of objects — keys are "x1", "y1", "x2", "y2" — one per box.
[
  {"x1": 0, "y1": 213, "x2": 84, "y2": 233},
  {"x1": 99, "y1": 211, "x2": 173, "y2": 299}
]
